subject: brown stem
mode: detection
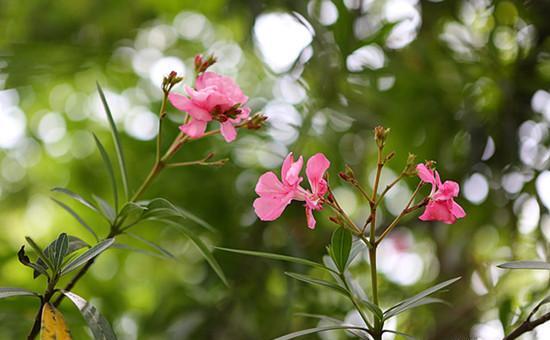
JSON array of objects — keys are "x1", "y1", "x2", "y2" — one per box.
[
  {"x1": 52, "y1": 258, "x2": 97, "y2": 308},
  {"x1": 27, "y1": 278, "x2": 57, "y2": 339},
  {"x1": 504, "y1": 311, "x2": 550, "y2": 340}
]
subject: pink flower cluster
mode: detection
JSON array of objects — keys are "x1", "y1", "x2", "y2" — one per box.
[
  {"x1": 253, "y1": 153, "x2": 330, "y2": 229},
  {"x1": 416, "y1": 163, "x2": 466, "y2": 224},
  {"x1": 168, "y1": 72, "x2": 250, "y2": 142}
]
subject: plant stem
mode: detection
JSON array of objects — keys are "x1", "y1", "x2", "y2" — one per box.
[
  {"x1": 340, "y1": 273, "x2": 374, "y2": 332},
  {"x1": 504, "y1": 311, "x2": 550, "y2": 340},
  {"x1": 27, "y1": 277, "x2": 58, "y2": 339}
]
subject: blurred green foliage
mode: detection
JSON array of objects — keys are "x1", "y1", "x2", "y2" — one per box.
[{"x1": 1, "y1": 0, "x2": 550, "y2": 339}]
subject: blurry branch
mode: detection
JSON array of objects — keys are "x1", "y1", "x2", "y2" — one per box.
[{"x1": 503, "y1": 306, "x2": 550, "y2": 340}]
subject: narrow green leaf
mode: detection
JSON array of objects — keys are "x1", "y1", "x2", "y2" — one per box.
[
  {"x1": 124, "y1": 231, "x2": 175, "y2": 260},
  {"x1": 382, "y1": 330, "x2": 417, "y2": 340},
  {"x1": 51, "y1": 187, "x2": 98, "y2": 212},
  {"x1": 498, "y1": 261, "x2": 550, "y2": 270},
  {"x1": 162, "y1": 219, "x2": 228, "y2": 286},
  {"x1": 25, "y1": 237, "x2": 54, "y2": 271},
  {"x1": 274, "y1": 325, "x2": 371, "y2": 340},
  {"x1": 111, "y1": 243, "x2": 168, "y2": 260},
  {"x1": 97, "y1": 82, "x2": 129, "y2": 201},
  {"x1": 330, "y1": 227, "x2": 352, "y2": 273},
  {"x1": 93, "y1": 195, "x2": 116, "y2": 223},
  {"x1": 384, "y1": 297, "x2": 448, "y2": 320},
  {"x1": 360, "y1": 297, "x2": 384, "y2": 323},
  {"x1": 217, "y1": 247, "x2": 336, "y2": 274},
  {"x1": 0, "y1": 287, "x2": 39, "y2": 300},
  {"x1": 35, "y1": 235, "x2": 90, "y2": 278},
  {"x1": 61, "y1": 290, "x2": 117, "y2": 340},
  {"x1": 51, "y1": 198, "x2": 99, "y2": 241},
  {"x1": 51, "y1": 233, "x2": 69, "y2": 271},
  {"x1": 285, "y1": 272, "x2": 349, "y2": 296},
  {"x1": 61, "y1": 238, "x2": 115, "y2": 276},
  {"x1": 141, "y1": 198, "x2": 214, "y2": 232},
  {"x1": 384, "y1": 277, "x2": 461, "y2": 319},
  {"x1": 93, "y1": 133, "x2": 118, "y2": 211},
  {"x1": 295, "y1": 314, "x2": 367, "y2": 338}
]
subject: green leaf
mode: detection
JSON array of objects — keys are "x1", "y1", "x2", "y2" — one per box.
[
  {"x1": 51, "y1": 187, "x2": 98, "y2": 212},
  {"x1": 111, "y1": 243, "x2": 169, "y2": 260},
  {"x1": 117, "y1": 202, "x2": 146, "y2": 229},
  {"x1": 382, "y1": 330, "x2": 417, "y2": 340},
  {"x1": 141, "y1": 198, "x2": 214, "y2": 232},
  {"x1": 93, "y1": 133, "x2": 118, "y2": 211},
  {"x1": 51, "y1": 233, "x2": 69, "y2": 271},
  {"x1": 330, "y1": 227, "x2": 352, "y2": 273},
  {"x1": 17, "y1": 246, "x2": 49, "y2": 278},
  {"x1": 498, "y1": 261, "x2": 550, "y2": 270},
  {"x1": 384, "y1": 297, "x2": 448, "y2": 320},
  {"x1": 61, "y1": 238, "x2": 115, "y2": 276},
  {"x1": 162, "y1": 219, "x2": 228, "y2": 286},
  {"x1": 51, "y1": 198, "x2": 99, "y2": 241},
  {"x1": 360, "y1": 297, "x2": 384, "y2": 323},
  {"x1": 384, "y1": 277, "x2": 461, "y2": 319},
  {"x1": 124, "y1": 231, "x2": 175, "y2": 260},
  {"x1": 25, "y1": 237, "x2": 55, "y2": 271},
  {"x1": 97, "y1": 82, "x2": 129, "y2": 201},
  {"x1": 274, "y1": 325, "x2": 371, "y2": 340},
  {"x1": 61, "y1": 290, "x2": 117, "y2": 340},
  {"x1": 217, "y1": 248, "x2": 336, "y2": 274},
  {"x1": 294, "y1": 314, "x2": 367, "y2": 338},
  {"x1": 0, "y1": 287, "x2": 39, "y2": 299},
  {"x1": 284, "y1": 272, "x2": 349, "y2": 296},
  {"x1": 34, "y1": 235, "x2": 90, "y2": 278},
  {"x1": 93, "y1": 195, "x2": 116, "y2": 224}
]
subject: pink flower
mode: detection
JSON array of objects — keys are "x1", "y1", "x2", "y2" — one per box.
[
  {"x1": 168, "y1": 72, "x2": 250, "y2": 142},
  {"x1": 416, "y1": 163, "x2": 466, "y2": 224},
  {"x1": 253, "y1": 153, "x2": 330, "y2": 229}
]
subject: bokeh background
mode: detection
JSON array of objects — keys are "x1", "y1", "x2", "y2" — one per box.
[{"x1": 1, "y1": 0, "x2": 550, "y2": 339}]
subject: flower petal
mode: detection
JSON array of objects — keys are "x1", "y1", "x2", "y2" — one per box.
[
  {"x1": 451, "y1": 201, "x2": 466, "y2": 218},
  {"x1": 305, "y1": 206, "x2": 316, "y2": 229},
  {"x1": 434, "y1": 180, "x2": 460, "y2": 200},
  {"x1": 281, "y1": 153, "x2": 303, "y2": 186},
  {"x1": 220, "y1": 121, "x2": 237, "y2": 142},
  {"x1": 179, "y1": 119, "x2": 208, "y2": 138},
  {"x1": 255, "y1": 172, "x2": 286, "y2": 196},
  {"x1": 306, "y1": 153, "x2": 330, "y2": 195},
  {"x1": 419, "y1": 200, "x2": 456, "y2": 224},
  {"x1": 416, "y1": 163, "x2": 436, "y2": 184},
  {"x1": 253, "y1": 195, "x2": 292, "y2": 221}
]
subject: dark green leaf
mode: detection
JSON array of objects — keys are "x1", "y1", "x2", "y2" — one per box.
[
  {"x1": 285, "y1": 272, "x2": 349, "y2": 296},
  {"x1": 35, "y1": 235, "x2": 90, "y2": 278},
  {"x1": 97, "y1": 82, "x2": 129, "y2": 201},
  {"x1": 93, "y1": 133, "x2": 118, "y2": 211},
  {"x1": 124, "y1": 231, "x2": 175, "y2": 260},
  {"x1": 360, "y1": 297, "x2": 384, "y2": 323},
  {"x1": 117, "y1": 202, "x2": 146, "y2": 229},
  {"x1": 51, "y1": 233, "x2": 69, "y2": 271},
  {"x1": 61, "y1": 238, "x2": 115, "y2": 276},
  {"x1": 51, "y1": 187, "x2": 98, "y2": 212},
  {"x1": 162, "y1": 219, "x2": 227, "y2": 286},
  {"x1": 218, "y1": 247, "x2": 336, "y2": 274},
  {"x1": 0, "y1": 287, "x2": 39, "y2": 300},
  {"x1": 274, "y1": 325, "x2": 371, "y2": 340},
  {"x1": 61, "y1": 290, "x2": 117, "y2": 340},
  {"x1": 498, "y1": 261, "x2": 550, "y2": 270},
  {"x1": 17, "y1": 246, "x2": 49, "y2": 278},
  {"x1": 384, "y1": 277, "x2": 461, "y2": 319},
  {"x1": 25, "y1": 237, "x2": 54, "y2": 271},
  {"x1": 93, "y1": 195, "x2": 116, "y2": 223},
  {"x1": 51, "y1": 198, "x2": 99, "y2": 241},
  {"x1": 294, "y1": 314, "x2": 367, "y2": 338},
  {"x1": 330, "y1": 227, "x2": 352, "y2": 273}
]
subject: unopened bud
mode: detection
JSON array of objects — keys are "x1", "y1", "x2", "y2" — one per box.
[
  {"x1": 327, "y1": 193, "x2": 335, "y2": 203},
  {"x1": 245, "y1": 113, "x2": 267, "y2": 130},
  {"x1": 329, "y1": 215, "x2": 344, "y2": 226},
  {"x1": 194, "y1": 53, "x2": 217, "y2": 74},
  {"x1": 374, "y1": 125, "x2": 390, "y2": 148},
  {"x1": 162, "y1": 71, "x2": 184, "y2": 93},
  {"x1": 403, "y1": 153, "x2": 417, "y2": 176},
  {"x1": 384, "y1": 151, "x2": 396, "y2": 163},
  {"x1": 339, "y1": 164, "x2": 356, "y2": 183},
  {"x1": 204, "y1": 152, "x2": 215, "y2": 161}
]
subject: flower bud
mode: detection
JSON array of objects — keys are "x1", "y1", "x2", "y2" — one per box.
[
  {"x1": 194, "y1": 54, "x2": 217, "y2": 74},
  {"x1": 384, "y1": 151, "x2": 396, "y2": 163},
  {"x1": 374, "y1": 125, "x2": 390, "y2": 148},
  {"x1": 245, "y1": 113, "x2": 268, "y2": 130},
  {"x1": 403, "y1": 153, "x2": 417, "y2": 176},
  {"x1": 162, "y1": 71, "x2": 184, "y2": 93},
  {"x1": 329, "y1": 215, "x2": 344, "y2": 226}
]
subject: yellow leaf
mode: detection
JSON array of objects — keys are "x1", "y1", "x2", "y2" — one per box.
[{"x1": 41, "y1": 302, "x2": 73, "y2": 340}]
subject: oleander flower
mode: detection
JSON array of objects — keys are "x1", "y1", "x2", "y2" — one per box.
[
  {"x1": 253, "y1": 153, "x2": 330, "y2": 229},
  {"x1": 168, "y1": 71, "x2": 250, "y2": 142},
  {"x1": 416, "y1": 163, "x2": 466, "y2": 224}
]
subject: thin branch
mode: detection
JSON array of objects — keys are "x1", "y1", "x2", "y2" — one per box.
[{"x1": 504, "y1": 311, "x2": 550, "y2": 340}]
